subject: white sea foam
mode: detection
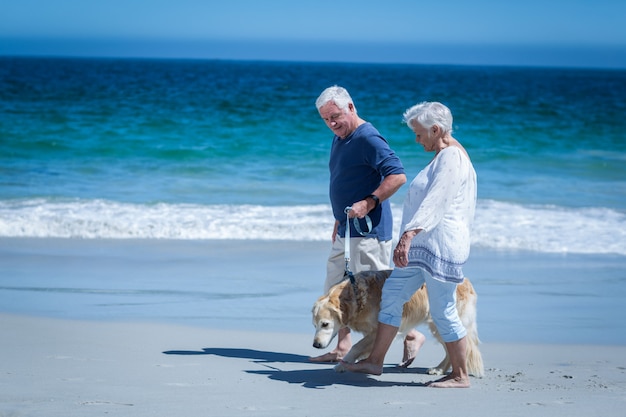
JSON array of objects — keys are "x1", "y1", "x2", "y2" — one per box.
[
  {"x1": 0, "y1": 198, "x2": 624, "y2": 256},
  {"x1": 472, "y1": 200, "x2": 626, "y2": 255}
]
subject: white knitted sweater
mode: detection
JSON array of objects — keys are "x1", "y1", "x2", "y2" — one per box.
[{"x1": 401, "y1": 146, "x2": 477, "y2": 283}]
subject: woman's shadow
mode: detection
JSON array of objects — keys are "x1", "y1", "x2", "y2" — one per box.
[{"x1": 163, "y1": 347, "x2": 428, "y2": 389}]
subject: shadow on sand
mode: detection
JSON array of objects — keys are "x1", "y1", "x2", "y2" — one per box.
[{"x1": 163, "y1": 347, "x2": 430, "y2": 389}]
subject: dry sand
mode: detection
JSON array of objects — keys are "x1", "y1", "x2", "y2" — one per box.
[{"x1": 1, "y1": 313, "x2": 625, "y2": 417}]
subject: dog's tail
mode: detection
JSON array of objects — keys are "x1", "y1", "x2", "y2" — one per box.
[
  {"x1": 457, "y1": 278, "x2": 484, "y2": 378},
  {"x1": 464, "y1": 310, "x2": 484, "y2": 378},
  {"x1": 466, "y1": 331, "x2": 484, "y2": 377}
]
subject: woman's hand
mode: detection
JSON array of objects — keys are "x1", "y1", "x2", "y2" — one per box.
[{"x1": 393, "y1": 229, "x2": 419, "y2": 267}]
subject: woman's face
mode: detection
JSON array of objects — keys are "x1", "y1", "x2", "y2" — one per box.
[{"x1": 411, "y1": 121, "x2": 436, "y2": 152}]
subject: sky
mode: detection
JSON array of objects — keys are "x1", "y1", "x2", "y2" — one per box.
[{"x1": 1, "y1": 0, "x2": 626, "y2": 68}]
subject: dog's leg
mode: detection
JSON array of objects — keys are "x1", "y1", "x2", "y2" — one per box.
[
  {"x1": 427, "y1": 322, "x2": 451, "y2": 375},
  {"x1": 334, "y1": 334, "x2": 375, "y2": 373},
  {"x1": 429, "y1": 354, "x2": 451, "y2": 375}
]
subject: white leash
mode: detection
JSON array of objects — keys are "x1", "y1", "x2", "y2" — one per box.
[
  {"x1": 344, "y1": 206, "x2": 353, "y2": 279},
  {"x1": 343, "y1": 206, "x2": 373, "y2": 283}
]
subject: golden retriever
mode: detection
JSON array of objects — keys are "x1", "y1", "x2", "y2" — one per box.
[{"x1": 311, "y1": 270, "x2": 484, "y2": 376}]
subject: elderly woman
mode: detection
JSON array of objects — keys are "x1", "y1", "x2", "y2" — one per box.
[{"x1": 342, "y1": 102, "x2": 477, "y2": 388}]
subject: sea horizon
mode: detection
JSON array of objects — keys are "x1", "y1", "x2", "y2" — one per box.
[{"x1": 2, "y1": 38, "x2": 626, "y2": 70}]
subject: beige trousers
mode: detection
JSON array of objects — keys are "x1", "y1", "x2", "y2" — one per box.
[{"x1": 324, "y1": 236, "x2": 392, "y2": 293}]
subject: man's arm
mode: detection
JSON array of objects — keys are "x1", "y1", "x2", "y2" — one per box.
[{"x1": 350, "y1": 173, "x2": 406, "y2": 218}]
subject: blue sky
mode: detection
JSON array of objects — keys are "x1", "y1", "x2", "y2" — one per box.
[{"x1": 1, "y1": 0, "x2": 625, "y2": 68}]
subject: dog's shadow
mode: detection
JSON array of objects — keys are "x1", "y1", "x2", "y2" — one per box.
[{"x1": 163, "y1": 347, "x2": 429, "y2": 389}]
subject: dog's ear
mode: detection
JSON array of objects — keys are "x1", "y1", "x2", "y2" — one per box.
[
  {"x1": 311, "y1": 301, "x2": 320, "y2": 316},
  {"x1": 326, "y1": 294, "x2": 338, "y2": 308},
  {"x1": 325, "y1": 292, "x2": 347, "y2": 323}
]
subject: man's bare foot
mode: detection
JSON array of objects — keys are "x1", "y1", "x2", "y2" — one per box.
[
  {"x1": 310, "y1": 329, "x2": 352, "y2": 363},
  {"x1": 340, "y1": 360, "x2": 383, "y2": 375},
  {"x1": 427, "y1": 374, "x2": 470, "y2": 388},
  {"x1": 309, "y1": 351, "x2": 344, "y2": 363},
  {"x1": 399, "y1": 330, "x2": 425, "y2": 368}
]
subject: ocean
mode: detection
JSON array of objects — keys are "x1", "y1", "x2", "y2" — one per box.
[
  {"x1": 0, "y1": 57, "x2": 626, "y2": 255},
  {"x1": 1, "y1": 57, "x2": 625, "y2": 255},
  {"x1": 1, "y1": 57, "x2": 626, "y2": 344}
]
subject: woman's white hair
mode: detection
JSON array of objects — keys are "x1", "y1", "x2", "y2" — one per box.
[
  {"x1": 402, "y1": 102, "x2": 453, "y2": 135},
  {"x1": 315, "y1": 85, "x2": 355, "y2": 112}
]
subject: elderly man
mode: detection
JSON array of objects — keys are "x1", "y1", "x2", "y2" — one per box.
[{"x1": 310, "y1": 86, "x2": 424, "y2": 364}]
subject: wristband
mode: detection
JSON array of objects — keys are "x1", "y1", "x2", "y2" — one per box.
[{"x1": 366, "y1": 194, "x2": 380, "y2": 210}]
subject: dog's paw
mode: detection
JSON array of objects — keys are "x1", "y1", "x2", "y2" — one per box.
[
  {"x1": 333, "y1": 362, "x2": 348, "y2": 373},
  {"x1": 427, "y1": 367, "x2": 444, "y2": 375}
]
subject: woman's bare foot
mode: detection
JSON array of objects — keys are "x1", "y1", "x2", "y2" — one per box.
[
  {"x1": 427, "y1": 374, "x2": 470, "y2": 388},
  {"x1": 340, "y1": 359, "x2": 383, "y2": 375},
  {"x1": 427, "y1": 338, "x2": 470, "y2": 387},
  {"x1": 398, "y1": 330, "x2": 425, "y2": 368}
]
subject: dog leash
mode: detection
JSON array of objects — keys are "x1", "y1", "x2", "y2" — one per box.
[
  {"x1": 343, "y1": 206, "x2": 373, "y2": 308},
  {"x1": 343, "y1": 206, "x2": 356, "y2": 285}
]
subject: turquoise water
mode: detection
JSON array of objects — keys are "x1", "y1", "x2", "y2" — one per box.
[
  {"x1": 1, "y1": 57, "x2": 625, "y2": 254},
  {"x1": 1, "y1": 58, "x2": 626, "y2": 343}
]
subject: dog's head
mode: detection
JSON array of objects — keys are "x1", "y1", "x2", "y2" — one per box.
[{"x1": 311, "y1": 294, "x2": 343, "y2": 349}]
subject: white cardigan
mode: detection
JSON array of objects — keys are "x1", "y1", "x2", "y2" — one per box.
[{"x1": 401, "y1": 146, "x2": 477, "y2": 283}]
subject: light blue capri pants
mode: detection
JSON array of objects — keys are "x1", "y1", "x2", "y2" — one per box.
[{"x1": 378, "y1": 266, "x2": 467, "y2": 343}]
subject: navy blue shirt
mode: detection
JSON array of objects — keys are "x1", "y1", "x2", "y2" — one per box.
[{"x1": 329, "y1": 123, "x2": 405, "y2": 241}]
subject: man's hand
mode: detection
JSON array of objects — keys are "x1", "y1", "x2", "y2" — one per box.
[{"x1": 347, "y1": 199, "x2": 370, "y2": 219}]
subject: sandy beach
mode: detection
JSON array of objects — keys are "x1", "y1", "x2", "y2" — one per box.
[
  {"x1": 1, "y1": 314, "x2": 625, "y2": 417},
  {"x1": 1, "y1": 238, "x2": 626, "y2": 416}
]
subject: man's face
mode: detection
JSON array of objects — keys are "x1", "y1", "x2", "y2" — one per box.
[{"x1": 318, "y1": 102, "x2": 357, "y2": 139}]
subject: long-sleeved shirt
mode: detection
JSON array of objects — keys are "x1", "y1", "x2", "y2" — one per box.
[
  {"x1": 401, "y1": 146, "x2": 477, "y2": 283},
  {"x1": 329, "y1": 122, "x2": 405, "y2": 241}
]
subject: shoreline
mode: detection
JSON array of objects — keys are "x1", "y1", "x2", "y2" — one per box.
[{"x1": 1, "y1": 237, "x2": 625, "y2": 344}]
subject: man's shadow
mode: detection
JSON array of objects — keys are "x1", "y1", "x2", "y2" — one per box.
[
  {"x1": 163, "y1": 347, "x2": 308, "y2": 363},
  {"x1": 163, "y1": 347, "x2": 429, "y2": 389}
]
